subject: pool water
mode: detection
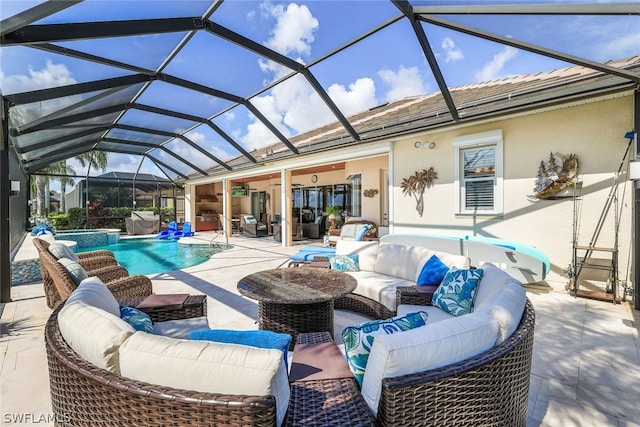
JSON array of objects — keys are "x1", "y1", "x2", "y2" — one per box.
[{"x1": 78, "y1": 238, "x2": 226, "y2": 275}]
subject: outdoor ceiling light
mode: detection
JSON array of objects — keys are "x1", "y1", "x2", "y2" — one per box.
[{"x1": 414, "y1": 141, "x2": 436, "y2": 149}]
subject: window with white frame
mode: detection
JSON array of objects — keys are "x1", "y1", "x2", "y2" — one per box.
[{"x1": 453, "y1": 130, "x2": 503, "y2": 215}]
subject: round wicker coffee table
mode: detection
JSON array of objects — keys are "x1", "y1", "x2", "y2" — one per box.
[{"x1": 237, "y1": 268, "x2": 357, "y2": 348}]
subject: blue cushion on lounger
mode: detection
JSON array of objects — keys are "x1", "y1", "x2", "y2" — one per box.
[{"x1": 189, "y1": 329, "x2": 292, "y2": 367}]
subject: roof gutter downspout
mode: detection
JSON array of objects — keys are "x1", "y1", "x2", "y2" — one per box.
[
  {"x1": 1, "y1": 95, "x2": 10, "y2": 303},
  {"x1": 633, "y1": 89, "x2": 640, "y2": 310}
]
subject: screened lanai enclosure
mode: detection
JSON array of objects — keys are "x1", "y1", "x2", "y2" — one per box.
[
  {"x1": 68, "y1": 172, "x2": 182, "y2": 211},
  {"x1": 1, "y1": 1, "x2": 639, "y2": 304}
]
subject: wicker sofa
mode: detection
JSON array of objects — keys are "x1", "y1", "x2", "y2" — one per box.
[
  {"x1": 46, "y1": 277, "x2": 288, "y2": 426},
  {"x1": 333, "y1": 240, "x2": 471, "y2": 318},
  {"x1": 293, "y1": 249, "x2": 535, "y2": 426}
]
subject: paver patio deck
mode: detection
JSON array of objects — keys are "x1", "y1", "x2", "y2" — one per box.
[{"x1": 1, "y1": 233, "x2": 639, "y2": 426}]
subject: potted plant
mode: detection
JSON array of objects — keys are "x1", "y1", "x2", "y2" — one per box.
[{"x1": 325, "y1": 205, "x2": 342, "y2": 229}]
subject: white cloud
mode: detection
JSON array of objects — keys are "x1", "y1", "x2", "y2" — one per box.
[
  {"x1": 185, "y1": 131, "x2": 231, "y2": 163},
  {"x1": 0, "y1": 59, "x2": 76, "y2": 94},
  {"x1": 441, "y1": 37, "x2": 464, "y2": 63},
  {"x1": 598, "y1": 31, "x2": 640, "y2": 60},
  {"x1": 263, "y1": 3, "x2": 318, "y2": 57},
  {"x1": 379, "y1": 65, "x2": 426, "y2": 102},
  {"x1": 474, "y1": 46, "x2": 518, "y2": 82},
  {"x1": 327, "y1": 78, "x2": 377, "y2": 117}
]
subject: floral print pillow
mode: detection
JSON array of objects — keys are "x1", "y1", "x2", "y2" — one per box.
[
  {"x1": 329, "y1": 254, "x2": 360, "y2": 272},
  {"x1": 342, "y1": 311, "x2": 428, "y2": 386},
  {"x1": 431, "y1": 268, "x2": 484, "y2": 316}
]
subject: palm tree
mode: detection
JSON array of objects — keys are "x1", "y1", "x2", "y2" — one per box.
[
  {"x1": 400, "y1": 167, "x2": 438, "y2": 217},
  {"x1": 33, "y1": 161, "x2": 73, "y2": 216},
  {"x1": 74, "y1": 151, "x2": 109, "y2": 207},
  {"x1": 75, "y1": 151, "x2": 109, "y2": 173}
]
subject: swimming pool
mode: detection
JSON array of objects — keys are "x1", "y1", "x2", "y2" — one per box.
[{"x1": 78, "y1": 238, "x2": 228, "y2": 275}]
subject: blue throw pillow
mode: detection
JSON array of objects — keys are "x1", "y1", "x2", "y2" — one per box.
[
  {"x1": 417, "y1": 255, "x2": 450, "y2": 286},
  {"x1": 342, "y1": 311, "x2": 428, "y2": 386},
  {"x1": 431, "y1": 268, "x2": 484, "y2": 316},
  {"x1": 329, "y1": 254, "x2": 360, "y2": 272},
  {"x1": 189, "y1": 329, "x2": 292, "y2": 368},
  {"x1": 354, "y1": 224, "x2": 372, "y2": 241},
  {"x1": 120, "y1": 305, "x2": 154, "y2": 334}
]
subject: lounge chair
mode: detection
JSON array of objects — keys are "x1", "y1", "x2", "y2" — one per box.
[
  {"x1": 156, "y1": 221, "x2": 178, "y2": 239},
  {"x1": 170, "y1": 221, "x2": 195, "y2": 239}
]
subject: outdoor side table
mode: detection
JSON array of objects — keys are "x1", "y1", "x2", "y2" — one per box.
[
  {"x1": 237, "y1": 268, "x2": 357, "y2": 349},
  {"x1": 119, "y1": 294, "x2": 207, "y2": 323}
]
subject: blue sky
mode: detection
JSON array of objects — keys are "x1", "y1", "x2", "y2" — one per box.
[{"x1": 1, "y1": 1, "x2": 639, "y2": 192}]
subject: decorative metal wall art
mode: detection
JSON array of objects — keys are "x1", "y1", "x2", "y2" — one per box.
[
  {"x1": 533, "y1": 152, "x2": 579, "y2": 199},
  {"x1": 401, "y1": 167, "x2": 438, "y2": 216},
  {"x1": 363, "y1": 189, "x2": 378, "y2": 198}
]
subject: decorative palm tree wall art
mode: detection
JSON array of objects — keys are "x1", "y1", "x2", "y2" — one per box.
[{"x1": 400, "y1": 167, "x2": 438, "y2": 216}]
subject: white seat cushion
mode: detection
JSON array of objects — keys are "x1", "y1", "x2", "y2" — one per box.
[
  {"x1": 347, "y1": 271, "x2": 414, "y2": 311},
  {"x1": 361, "y1": 311, "x2": 499, "y2": 415},
  {"x1": 396, "y1": 304, "x2": 454, "y2": 324},
  {"x1": 152, "y1": 317, "x2": 211, "y2": 339},
  {"x1": 58, "y1": 301, "x2": 135, "y2": 373},
  {"x1": 120, "y1": 332, "x2": 290, "y2": 426}
]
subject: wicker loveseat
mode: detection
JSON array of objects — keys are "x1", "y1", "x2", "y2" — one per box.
[{"x1": 46, "y1": 278, "x2": 288, "y2": 426}]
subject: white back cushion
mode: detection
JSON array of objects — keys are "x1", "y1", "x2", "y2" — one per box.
[
  {"x1": 340, "y1": 224, "x2": 358, "y2": 239},
  {"x1": 481, "y1": 282, "x2": 526, "y2": 344},
  {"x1": 65, "y1": 276, "x2": 120, "y2": 317},
  {"x1": 336, "y1": 240, "x2": 379, "y2": 272},
  {"x1": 426, "y1": 249, "x2": 470, "y2": 270},
  {"x1": 37, "y1": 232, "x2": 56, "y2": 245},
  {"x1": 474, "y1": 262, "x2": 522, "y2": 311},
  {"x1": 361, "y1": 311, "x2": 499, "y2": 415},
  {"x1": 58, "y1": 301, "x2": 135, "y2": 374},
  {"x1": 374, "y1": 243, "x2": 431, "y2": 282},
  {"x1": 119, "y1": 333, "x2": 290, "y2": 427},
  {"x1": 48, "y1": 241, "x2": 79, "y2": 261}
]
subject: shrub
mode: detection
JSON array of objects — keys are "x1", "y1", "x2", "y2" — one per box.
[{"x1": 48, "y1": 213, "x2": 70, "y2": 230}]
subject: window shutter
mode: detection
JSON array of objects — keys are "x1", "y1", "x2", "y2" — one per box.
[{"x1": 463, "y1": 148, "x2": 495, "y2": 211}]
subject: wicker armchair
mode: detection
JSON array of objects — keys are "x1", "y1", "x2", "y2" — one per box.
[
  {"x1": 45, "y1": 304, "x2": 278, "y2": 426},
  {"x1": 34, "y1": 238, "x2": 152, "y2": 309},
  {"x1": 34, "y1": 238, "x2": 120, "y2": 308}
]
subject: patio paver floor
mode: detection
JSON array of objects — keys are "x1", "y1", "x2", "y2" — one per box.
[{"x1": 1, "y1": 233, "x2": 639, "y2": 426}]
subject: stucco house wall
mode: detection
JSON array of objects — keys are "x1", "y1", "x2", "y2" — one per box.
[{"x1": 391, "y1": 94, "x2": 634, "y2": 289}]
